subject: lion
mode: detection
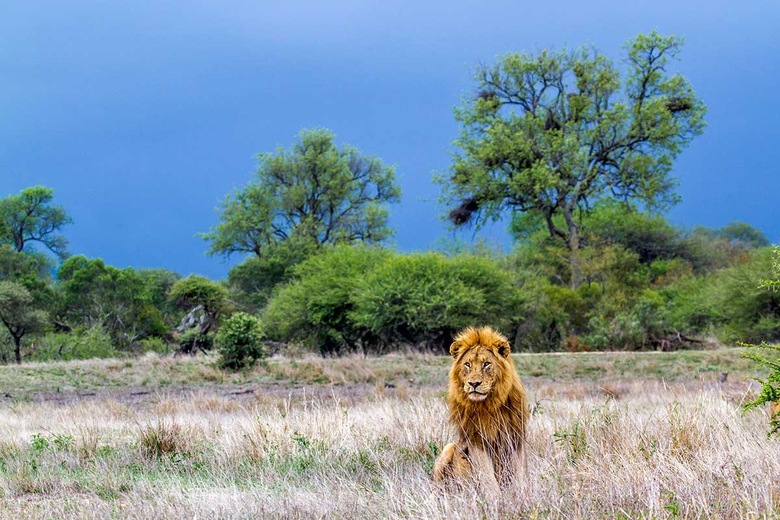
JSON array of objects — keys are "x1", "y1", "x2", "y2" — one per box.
[{"x1": 433, "y1": 326, "x2": 529, "y2": 489}]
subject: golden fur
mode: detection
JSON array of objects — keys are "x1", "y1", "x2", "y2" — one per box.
[
  {"x1": 432, "y1": 442, "x2": 471, "y2": 484},
  {"x1": 438, "y1": 326, "x2": 529, "y2": 488}
]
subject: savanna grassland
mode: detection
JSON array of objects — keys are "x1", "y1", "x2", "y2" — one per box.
[{"x1": 0, "y1": 349, "x2": 778, "y2": 519}]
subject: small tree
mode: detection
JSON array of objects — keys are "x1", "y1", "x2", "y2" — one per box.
[
  {"x1": 168, "y1": 276, "x2": 229, "y2": 352},
  {"x1": 202, "y1": 128, "x2": 400, "y2": 260},
  {"x1": 215, "y1": 312, "x2": 265, "y2": 370},
  {"x1": 440, "y1": 32, "x2": 705, "y2": 289},
  {"x1": 0, "y1": 281, "x2": 48, "y2": 363}
]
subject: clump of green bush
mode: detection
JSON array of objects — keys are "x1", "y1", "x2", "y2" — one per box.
[
  {"x1": 215, "y1": 312, "x2": 265, "y2": 370},
  {"x1": 264, "y1": 245, "x2": 523, "y2": 354}
]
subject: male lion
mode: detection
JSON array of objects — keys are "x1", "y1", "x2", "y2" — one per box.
[{"x1": 433, "y1": 326, "x2": 529, "y2": 489}]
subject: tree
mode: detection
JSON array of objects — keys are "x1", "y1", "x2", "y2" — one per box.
[
  {"x1": 168, "y1": 276, "x2": 229, "y2": 352},
  {"x1": 227, "y1": 237, "x2": 318, "y2": 313},
  {"x1": 0, "y1": 244, "x2": 53, "y2": 286},
  {"x1": 440, "y1": 32, "x2": 705, "y2": 288},
  {"x1": 0, "y1": 281, "x2": 47, "y2": 363},
  {"x1": 202, "y1": 128, "x2": 400, "y2": 260},
  {"x1": 713, "y1": 222, "x2": 770, "y2": 250},
  {"x1": 0, "y1": 186, "x2": 72, "y2": 259},
  {"x1": 56, "y1": 256, "x2": 167, "y2": 347},
  {"x1": 137, "y1": 268, "x2": 181, "y2": 326}
]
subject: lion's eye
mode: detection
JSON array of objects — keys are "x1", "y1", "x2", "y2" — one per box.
[
  {"x1": 464, "y1": 362, "x2": 471, "y2": 370},
  {"x1": 483, "y1": 362, "x2": 491, "y2": 370}
]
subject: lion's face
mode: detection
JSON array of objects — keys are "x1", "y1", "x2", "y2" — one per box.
[
  {"x1": 455, "y1": 346, "x2": 501, "y2": 401},
  {"x1": 449, "y1": 327, "x2": 512, "y2": 405}
]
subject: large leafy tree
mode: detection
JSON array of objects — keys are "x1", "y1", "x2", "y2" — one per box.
[
  {"x1": 441, "y1": 32, "x2": 706, "y2": 288},
  {"x1": 203, "y1": 128, "x2": 401, "y2": 259},
  {"x1": 0, "y1": 186, "x2": 72, "y2": 259}
]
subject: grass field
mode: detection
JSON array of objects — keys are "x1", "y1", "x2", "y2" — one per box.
[{"x1": 0, "y1": 348, "x2": 777, "y2": 519}]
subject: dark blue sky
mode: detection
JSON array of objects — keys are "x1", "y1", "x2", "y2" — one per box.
[{"x1": 2, "y1": 1, "x2": 778, "y2": 278}]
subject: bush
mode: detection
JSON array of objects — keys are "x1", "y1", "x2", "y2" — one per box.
[
  {"x1": 177, "y1": 328, "x2": 214, "y2": 354},
  {"x1": 215, "y1": 312, "x2": 265, "y2": 370},
  {"x1": 666, "y1": 248, "x2": 780, "y2": 344},
  {"x1": 350, "y1": 252, "x2": 524, "y2": 352},
  {"x1": 263, "y1": 245, "x2": 390, "y2": 354},
  {"x1": 27, "y1": 326, "x2": 118, "y2": 361},
  {"x1": 264, "y1": 246, "x2": 524, "y2": 354},
  {"x1": 743, "y1": 248, "x2": 780, "y2": 436}
]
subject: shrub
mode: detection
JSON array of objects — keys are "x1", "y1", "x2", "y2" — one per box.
[
  {"x1": 27, "y1": 326, "x2": 118, "y2": 361},
  {"x1": 666, "y1": 248, "x2": 780, "y2": 344},
  {"x1": 743, "y1": 342, "x2": 780, "y2": 436},
  {"x1": 263, "y1": 245, "x2": 390, "y2": 354},
  {"x1": 350, "y1": 252, "x2": 524, "y2": 352},
  {"x1": 215, "y1": 312, "x2": 265, "y2": 370},
  {"x1": 743, "y1": 247, "x2": 780, "y2": 437}
]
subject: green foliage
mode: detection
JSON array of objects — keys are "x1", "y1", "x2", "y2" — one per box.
[
  {"x1": 202, "y1": 128, "x2": 400, "y2": 259},
  {"x1": 57, "y1": 256, "x2": 167, "y2": 348},
  {"x1": 0, "y1": 280, "x2": 48, "y2": 362},
  {"x1": 0, "y1": 186, "x2": 72, "y2": 259},
  {"x1": 743, "y1": 342, "x2": 780, "y2": 437},
  {"x1": 666, "y1": 249, "x2": 780, "y2": 344},
  {"x1": 440, "y1": 32, "x2": 705, "y2": 288},
  {"x1": 215, "y1": 312, "x2": 266, "y2": 370},
  {"x1": 585, "y1": 290, "x2": 669, "y2": 350},
  {"x1": 136, "y1": 268, "x2": 181, "y2": 326},
  {"x1": 0, "y1": 244, "x2": 53, "y2": 285},
  {"x1": 168, "y1": 276, "x2": 229, "y2": 352},
  {"x1": 264, "y1": 245, "x2": 390, "y2": 354},
  {"x1": 227, "y1": 239, "x2": 314, "y2": 313},
  {"x1": 579, "y1": 201, "x2": 685, "y2": 264},
  {"x1": 264, "y1": 245, "x2": 523, "y2": 354},
  {"x1": 137, "y1": 337, "x2": 170, "y2": 355},
  {"x1": 743, "y1": 249, "x2": 780, "y2": 435},
  {"x1": 168, "y1": 275, "x2": 228, "y2": 316},
  {"x1": 713, "y1": 222, "x2": 770, "y2": 249},
  {"x1": 351, "y1": 252, "x2": 523, "y2": 352},
  {"x1": 27, "y1": 326, "x2": 118, "y2": 362}
]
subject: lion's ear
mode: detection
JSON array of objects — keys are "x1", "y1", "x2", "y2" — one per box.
[
  {"x1": 449, "y1": 340, "x2": 463, "y2": 358},
  {"x1": 494, "y1": 338, "x2": 511, "y2": 358}
]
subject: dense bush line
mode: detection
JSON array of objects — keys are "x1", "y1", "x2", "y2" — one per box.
[{"x1": 0, "y1": 187, "x2": 777, "y2": 362}]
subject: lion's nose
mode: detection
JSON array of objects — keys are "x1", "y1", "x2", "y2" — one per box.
[{"x1": 468, "y1": 381, "x2": 481, "y2": 389}]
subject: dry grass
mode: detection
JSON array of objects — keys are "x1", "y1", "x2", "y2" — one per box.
[{"x1": 0, "y1": 350, "x2": 777, "y2": 518}]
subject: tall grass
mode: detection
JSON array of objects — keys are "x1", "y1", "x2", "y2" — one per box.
[{"x1": 0, "y1": 377, "x2": 777, "y2": 518}]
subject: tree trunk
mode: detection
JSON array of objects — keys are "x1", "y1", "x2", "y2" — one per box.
[
  {"x1": 12, "y1": 334, "x2": 22, "y2": 364},
  {"x1": 562, "y1": 208, "x2": 584, "y2": 290}
]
